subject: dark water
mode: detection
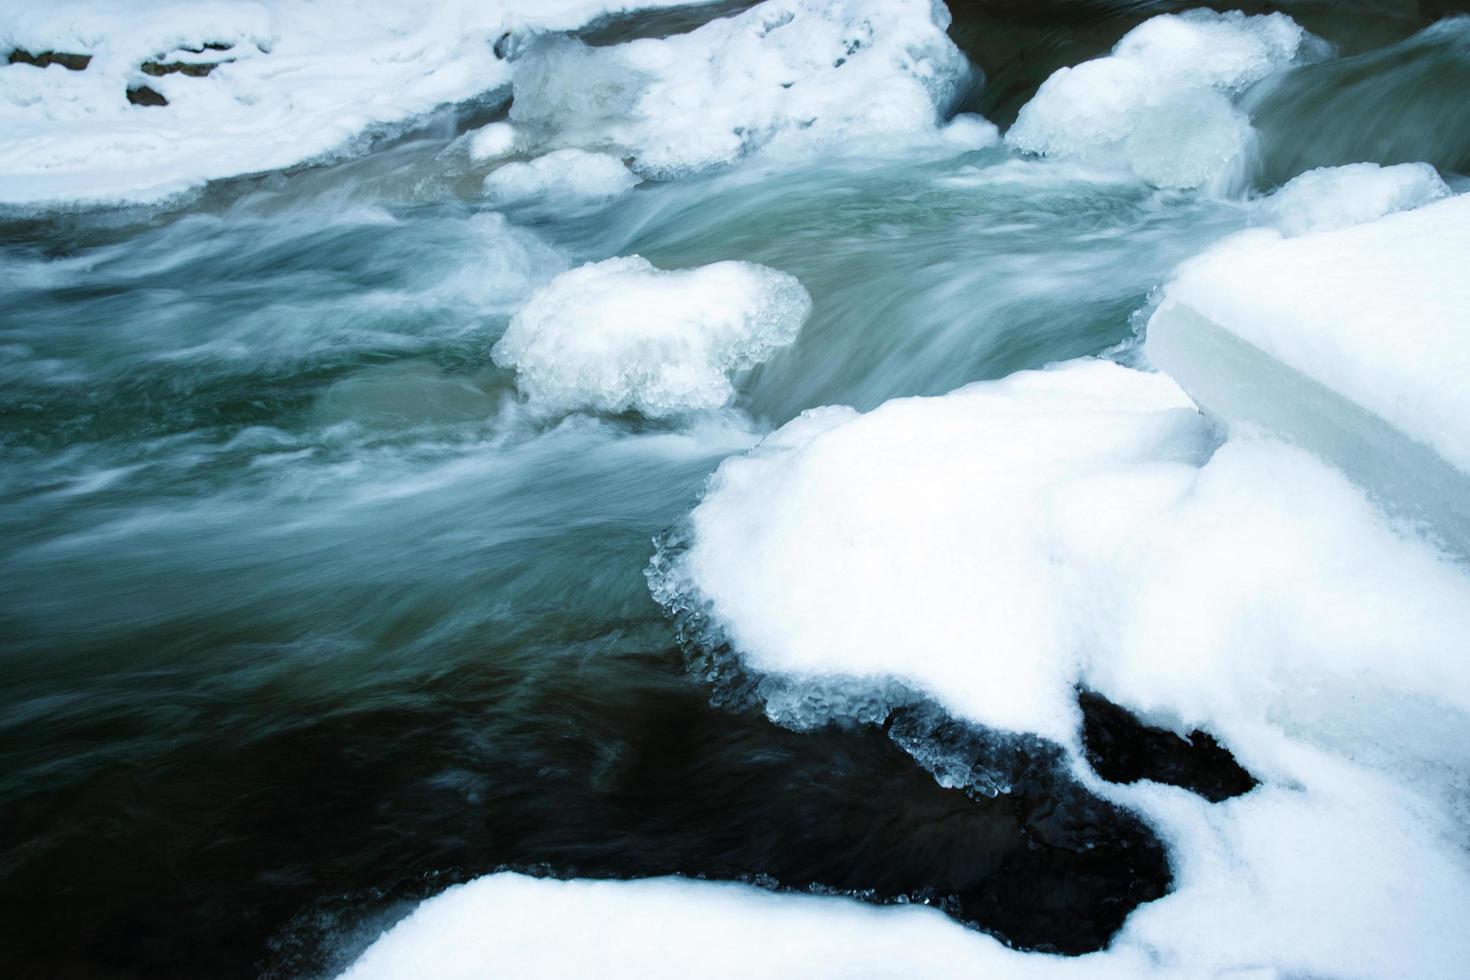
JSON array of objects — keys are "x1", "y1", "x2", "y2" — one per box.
[{"x1": 2, "y1": 2, "x2": 1467, "y2": 977}]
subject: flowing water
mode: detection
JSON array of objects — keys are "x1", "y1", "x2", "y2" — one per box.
[{"x1": 2, "y1": 2, "x2": 1468, "y2": 977}]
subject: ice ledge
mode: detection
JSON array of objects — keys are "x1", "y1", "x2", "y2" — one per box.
[{"x1": 1146, "y1": 192, "x2": 1470, "y2": 551}]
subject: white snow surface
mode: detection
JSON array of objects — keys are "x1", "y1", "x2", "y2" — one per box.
[
  {"x1": 1157, "y1": 192, "x2": 1470, "y2": 474},
  {"x1": 1255, "y1": 162, "x2": 1450, "y2": 236},
  {"x1": 347, "y1": 359, "x2": 1470, "y2": 979},
  {"x1": 338, "y1": 873, "x2": 1166, "y2": 980},
  {"x1": 506, "y1": 0, "x2": 972, "y2": 178},
  {"x1": 0, "y1": 0, "x2": 704, "y2": 207},
  {"x1": 1007, "y1": 10, "x2": 1327, "y2": 189},
  {"x1": 492, "y1": 256, "x2": 811, "y2": 417}
]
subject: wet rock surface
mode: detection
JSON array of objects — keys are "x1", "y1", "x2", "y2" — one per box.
[
  {"x1": 7, "y1": 49, "x2": 92, "y2": 71},
  {"x1": 126, "y1": 84, "x2": 168, "y2": 107},
  {"x1": 1079, "y1": 690, "x2": 1258, "y2": 802},
  {"x1": 141, "y1": 60, "x2": 222, "y2": 78}
]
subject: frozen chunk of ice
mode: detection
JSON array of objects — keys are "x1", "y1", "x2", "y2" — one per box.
[
  {"x1": 483, "y1": 148, "x2": 640, "y2": 208},
  {"x1": 507, "y1": 0, "x2": 972, "y2": 178},
  {"x1": 1254, "y1": 161, "x2": 1450, "y2": 236},
  {"x1": 1147, "y1": 192, "x2": 1470, "y2": 547},
  {"x1": 492, "y1": 255, "x2": 811, "y2": 417},
  {"x1": 1006, "y1": 10, "x2": 1326, "y2": 189}
]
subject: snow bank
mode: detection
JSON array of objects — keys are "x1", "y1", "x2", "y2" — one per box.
[
  {"x1": 492, "y1": 256, "x2": 811, "y2": 417},
  {"x1": 0, "y1": 0, "x2": 697, "y2": 207},
  {"x1": 506, "y1": 0, "x2": 972, "y2": 178},
  {"x1": 350, "y1": 359, "x2": 1470, "y2": 980},
  {"x1": 654, "y1": 356, "x2": 1470, "y2": 741},
  {"x1": 338, "y1": 873, "x2": 1161, "y2": 980},
  {"x1": 1007, "y1": 10, "x2": 1327, "y2": 189},
  {"x1": 1255, "y1": 162, "x2": 1450, "y2": 236},
  {"x1": 483, "y1": 148, "x2": 640, "y2": 209},
  {"x1": 1147, "y1": 192, "x2": 1470, "y2": 547}
]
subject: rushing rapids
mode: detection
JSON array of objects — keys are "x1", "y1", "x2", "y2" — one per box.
[{"x1": 2, "y1": 1, "x2": 1469, "y2": 977}]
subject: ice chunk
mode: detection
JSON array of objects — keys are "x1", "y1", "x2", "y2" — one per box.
[
  {"x1": 0, "y1": 0, "x2": 709, "y2": 208},
  {"x1": 1254, "y1": 161, "x2": 1450, "y2": 236},
  {"x1": 1006, "y1": 10, "x2": 1326, "y2": 189},
  {"x1": 467, "y1": 121, "x2": 517, "y2": 161},
  {"x1": 492, "y1": 255, "x2": 811, "y2": 417},
  {"x1": 483, "y1": 148, "x2": 640, "y2": 208},
  {"x1": 1147, "y1": 192, "x2": 1470, "y2": 548},
  {"x1": 654, "y1": 359, "x2": 1211, "y2": 739},
  {"x1": 506, "y1": 0, "x2": 972, "y2": 178}
]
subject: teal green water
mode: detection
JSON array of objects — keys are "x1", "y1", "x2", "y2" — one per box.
[{"x1": 2, "y1": 6, "x2": 1467, "y2": 977}]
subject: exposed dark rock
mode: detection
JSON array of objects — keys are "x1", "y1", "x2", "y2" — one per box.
[
  {"x1": 1079, "y1": 690, "x2": 1257, "y2": 802},
  {"x1": 141, "y1": 60, "x2": 222, "y2": 78},
  {"x1": 577, "y1": 0, "x2": 760, "y2": 46},
  {"x1": 126, "y1": 84, "x2": 168, "y2": 107},
  {"x1": 7, "y1": 49, "x2": 92, "y2": 71}
]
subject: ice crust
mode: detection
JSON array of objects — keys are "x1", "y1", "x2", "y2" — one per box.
[
  {"x1": 0, "y1": 0, "x2": 701, "y2": 208},
  {"x1": 482, "y1": 148, "x2": 641, "y2": 209},
  {"x1": 492, "y1": 256, "x2": 811, "y2": 417},
  {"x1": 506, "y1": 0, "x2": 972, "y2": 178},
  {"x1": 348, "y1": 359, "x2": 1470, "y2": 979},
  {"x1": 1007, "y1": 10, "x2": 1327, "y2": 189},
  {"x1": 1149, "y1": 193, "x2": 1470, "y2": 480}
]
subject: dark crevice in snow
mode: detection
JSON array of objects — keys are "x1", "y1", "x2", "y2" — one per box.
[{"x1": 1079, "y1": 690, "x2": 1258, "y2": 802}]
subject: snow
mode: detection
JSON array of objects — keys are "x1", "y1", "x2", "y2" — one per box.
[
  {"x1": 1006, "y1": 10, "x2": 1327, "y2": 189},
  {"x1": 483, "y1": 148, "x2": 640, "y2": 209},
  {"x1": 492, "y1": 255, "x2": 811, "y2": 417},
  {"x1": 0, "y1": 0, "x2": 707, "y2": 208},
  {"x1": 337, "y1": 873, "x2": 1163, "y2": 980},
  {"x1": 1146, "y1": 193, "x2": 1470, "y2": 550},
  {"x1": 1255, "y1": 162, "x2": 1450, "y2": 236},
  {"x1": 505, "y1": 0, "x2": 972, "y2": 179}
]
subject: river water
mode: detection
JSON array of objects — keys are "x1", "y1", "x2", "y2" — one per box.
[{"x1": 2, "y1": 2, "x2": 1468, "y2": 977}]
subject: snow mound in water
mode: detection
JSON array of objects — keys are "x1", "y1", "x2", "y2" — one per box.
[
  {"x1": 1255, "y1": 162, "x2": 1450, "y2": 236},
  {"x1": 507, "y1": 0, "x2": 972, "y2": 178},
  {"x1": 483, "y1": 148, "x2": 640, "y2": 208},
  {"x1": 1006, "y1": 10, "x2": 1326, "y2": 189},
  {"x1": 492, "y1": 256, "x2": 811, "y2": 417},
  {"x1": 467, "y1": 121, "x2": 517, "y2": 161},
  {"x1": 337, "y1": 873, "x2": 1168, "y2": 980},
  {"x1": 0, "y1": 0, "x2": 698, "y2": 208},
  {"x1": 638, "y1": 357, "x2": 1470, "y2": 978}
]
